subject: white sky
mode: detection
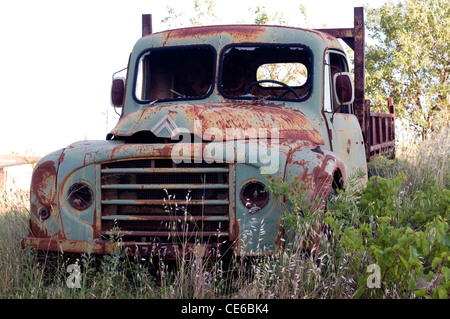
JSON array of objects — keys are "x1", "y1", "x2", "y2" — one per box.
[{"x1": 0, "y1": 0, "x2": 390, "y2": 157}]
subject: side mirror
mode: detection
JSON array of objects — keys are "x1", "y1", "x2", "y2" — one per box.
[
  {"x1": 333, "y1": 72, "x2": 354, "y2": 105},
  {"x1": 111, "y1": 78, "x2": 125, "y2": 108}
]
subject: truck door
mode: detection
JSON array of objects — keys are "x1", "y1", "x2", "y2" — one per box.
[{"x1": 324, "y1": 51, "x2": 367, "y2": 182}]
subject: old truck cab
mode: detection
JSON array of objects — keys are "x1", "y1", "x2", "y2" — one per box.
[{"x1": 22, "y1": 8, "x2": 394, "y2": 259}]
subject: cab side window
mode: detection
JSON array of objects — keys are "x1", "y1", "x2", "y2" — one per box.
[{"x1": 324, "y1": 52, "x2": 354, "y2": 114}]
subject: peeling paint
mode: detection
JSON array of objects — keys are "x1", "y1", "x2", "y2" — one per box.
[{"x1": 31, "y1": 161, "x2": 57, "y2": 207}]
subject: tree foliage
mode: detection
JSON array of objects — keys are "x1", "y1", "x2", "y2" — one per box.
[
  {"x1": 161, "y1": 0, "x2": 217, "y2": 29},
  {"x1": 251, "y1": 6, "x2": 288, "y2": 25},
  {"x1": 365, "y1": 0, "x2": 449, "y2": 140}
]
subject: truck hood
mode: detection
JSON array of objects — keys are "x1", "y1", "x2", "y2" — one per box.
[{"x1": 110, "y1": 103, "x2": 324, "y2": 145}]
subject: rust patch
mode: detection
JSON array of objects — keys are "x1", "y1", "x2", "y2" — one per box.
[
  {"x1": 310, "y1": 154, "x2": 346, "y2": 208},
  {"x1": 186, "y1": 103, "x2": 321, "y2": 142},
  {"x1": 31, "y1": 161, "x2": 57, "y2": 207},
  {"x1": 158, "y1": 25, "x2": 267, "y2": 44},
  {"x1": 311, "y1": 170, "x2": 333, "y2": 210},
  {"x1": 231, "y1": 219, "x2": 241, "y2": 252},
  {"x1": 28, "y1": 205, "x2": 53, "y2": 239},
  {"x1": 21, "y1": 237, "x2": 109, "y2": 255},
  {"x1": 113, "y1": 103, "x2": 324, "y2": 145},
  {"x1": 274, "y1": 223, "x2": 286, "y2": 250},
  {"x1": 28, "y1": 204, "x2": 51, "y2": 238},
  {"x1": 30, "y1": 204, "x2": 38, "y2": 219}
]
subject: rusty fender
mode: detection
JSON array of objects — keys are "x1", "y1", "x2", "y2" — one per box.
[
  {"x1": 283, "y1": 144, "x2": 346, "y2": 211},
  {"x1": 232, "y1": 140, "x2": 346, "y2": 256},
  {"x1": 269, "y1": 144, "x2": 346, "y2": 252},
  {"x1": 23, "y1": 149, "x2": 64, "y2": 247}
]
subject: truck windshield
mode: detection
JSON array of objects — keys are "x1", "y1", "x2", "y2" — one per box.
[
  {"x1": 134, "y1": 45, "x2": 215, "y2": 103},
  {"x1": 220, "y1": 44, "x2": 312, "y2": 101}
]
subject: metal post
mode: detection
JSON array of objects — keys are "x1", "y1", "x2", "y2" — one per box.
[
  {"x1": 353, "y1": 7, "x2": 365, "y2": 131},
  {"x1": 364, "y1": 99, "x2": 371, "y2": 161},
  {"x1": 142, "y1": 14, "x2": 153, "y2": 37},
  {"x1": 388, "y1": 98, "x2": 396, "y2": 159}
]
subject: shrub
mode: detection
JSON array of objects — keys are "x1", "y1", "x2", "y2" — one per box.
[{"x1": 325, "y1": 173, "x2": 449, "y2": 299}]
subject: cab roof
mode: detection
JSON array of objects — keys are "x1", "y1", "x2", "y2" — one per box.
[{"x1": 135, "y1": 24, "x2": 345, "y2": 53}]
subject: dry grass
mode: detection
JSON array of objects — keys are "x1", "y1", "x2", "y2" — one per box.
[{"x1": 369, "y1": 126, "x2": 449, "y2": 191}]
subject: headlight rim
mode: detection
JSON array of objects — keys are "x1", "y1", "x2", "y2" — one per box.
[
  {"x1": 239, "y1": 179, "x2": 270, "y2": 214},
  {"x1": 67, "y1": 181, "x2": 94, "y2": 211}
]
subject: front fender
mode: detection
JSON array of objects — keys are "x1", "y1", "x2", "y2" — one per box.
[
  {"x1": 27, "y1": 148, "x2": 64, "y2": 240},
  {"x1": 284, "y1": 145, "x2": 347, "y2": 209}
]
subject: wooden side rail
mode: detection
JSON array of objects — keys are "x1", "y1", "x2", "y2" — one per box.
[{"x1": 366, "y1": 98, "x2": 396, "y2": 159}]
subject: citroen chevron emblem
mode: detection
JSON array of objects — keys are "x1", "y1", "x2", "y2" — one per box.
[{"x1": 151, "y1": 115, "x2": 179, "y2": 137}]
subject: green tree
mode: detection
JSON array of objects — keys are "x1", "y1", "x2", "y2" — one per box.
[
  {"x1": 190, "y1": 0, "x2": 217, "y2": 26},
  {"x1": 161, "y1": 0, "x2": 217, "y2": 29},
  {"x1": 365, "y1": 0, "x2": 449, "y2": 140},
  {"x1": 251, "y1": 5, "x2": 287, "y2": 25}
]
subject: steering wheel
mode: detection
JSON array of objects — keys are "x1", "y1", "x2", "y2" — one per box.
[{"x1": 243, "y1": 79, "x2": 300, "y2": 99}]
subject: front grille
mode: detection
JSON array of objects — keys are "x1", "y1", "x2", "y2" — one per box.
[{"x1": 100, "y1": 159, "x2": 231, "y2": 247}]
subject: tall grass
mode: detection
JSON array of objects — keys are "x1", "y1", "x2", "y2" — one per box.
[
  {"x1": 368, "y1": 126, "x2": 449, "y2": 191},
  {"x1": 0, "y1": 188, "x2": 34, "y2": 297},
  {"x1": 0, "y1": 127, "x2": 448, "y2": 299}
]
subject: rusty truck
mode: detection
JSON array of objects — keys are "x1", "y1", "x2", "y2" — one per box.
[{"x1": 22, "y1": 7, "x2": 395, "y2": 259}]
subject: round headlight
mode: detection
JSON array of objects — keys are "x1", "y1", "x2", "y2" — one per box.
[
  {"x1": 240, "y1": 180, "x2": 269, "y2": 214},
  {"x1": 67, "y1": 182, "x2": 93, "y2": 211},
  {"x1": 38, "y1": 207, "x2": 51, "y2": 220}
]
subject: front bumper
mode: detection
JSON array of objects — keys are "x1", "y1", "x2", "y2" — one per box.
[{"x1": 21, "y1": 236, "x2": 224, "y2": 260}]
